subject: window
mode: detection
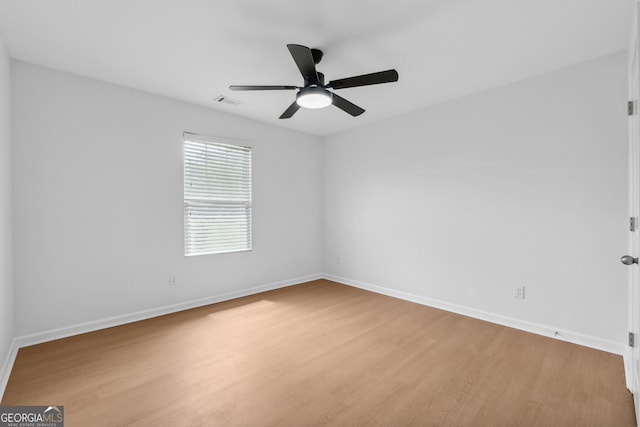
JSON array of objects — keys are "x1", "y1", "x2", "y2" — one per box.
[{"x1": 183, "y1": 133, "x2": 252, "y2": 256}]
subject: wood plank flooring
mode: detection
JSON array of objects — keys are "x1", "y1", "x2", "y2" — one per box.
[{"x1": 2, "y1": 280, "x2": 635, "y2": 426}]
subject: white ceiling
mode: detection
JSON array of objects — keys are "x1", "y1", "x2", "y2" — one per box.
[{"x1": 0, "y1": 0, "x2": 633, "y2": 136}]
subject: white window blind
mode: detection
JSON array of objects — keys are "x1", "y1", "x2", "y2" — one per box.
[{"x1": 183, "y1": 134, "x2": 252, "y2": 256}]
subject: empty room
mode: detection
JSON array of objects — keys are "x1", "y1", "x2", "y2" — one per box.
[{"x1": 0, "y1": 0, "x2": 639, "y2": 425}]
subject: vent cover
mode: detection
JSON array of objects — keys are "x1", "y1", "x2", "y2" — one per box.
[{"x1": 214, "y1": 95, "x2": 242, "y2": 107}]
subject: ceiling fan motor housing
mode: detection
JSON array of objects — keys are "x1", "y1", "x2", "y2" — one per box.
[{"x1": 305, "y1": 72, "x2": 325, "y2": 87}]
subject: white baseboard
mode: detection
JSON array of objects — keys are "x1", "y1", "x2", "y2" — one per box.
[
  {"x1": 0, "y1": 338, "x2": 19, "y2": 402},
  {"x1": 14, "y1": 273, "x2": 323, "y2": 349},
  {"x1": 323, "y1": 274, "x2": 626, "y2": 356},
  {"x1": 624, "y1": 348, "x2": 636, "y2": 392}
]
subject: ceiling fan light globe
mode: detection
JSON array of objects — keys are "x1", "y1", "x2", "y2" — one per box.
[{"x1": 296, "y1": 87, "x2": 332, "y2": 109}]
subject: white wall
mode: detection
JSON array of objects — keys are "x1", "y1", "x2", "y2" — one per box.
[
  {"x1": 9, "y1": 51, "x2": 630, "y2": 351},
  {"x1": 12, "y1": 61, "x2": 323, "y2": 336},
  {"x1": 323, "y1": 52, "x2": 628, "y2": 346},
  {"x1": 0, "y1": 35, "x2": 13, "y2": 374}
]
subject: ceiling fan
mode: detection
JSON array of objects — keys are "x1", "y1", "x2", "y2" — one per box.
[{"x1": 229, "y1": 44, "x2": 399, "y2": 119}]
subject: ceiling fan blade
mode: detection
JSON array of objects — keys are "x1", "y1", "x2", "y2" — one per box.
[
  {"x1": 332, "y1": 93, "x2": 365, "y2": 116},
  {"x1": 287, "y1": 44, "x2": 319, "y2": 84},
  {"x1": 279, "y1": 101, "x2": 300, "y2": 119},
  {"x1": 328, "y1": 69, "x2": 399, "y2": 90},
  {"x1": 229, "y1": 85, "x2": 298, "y2": 91}
]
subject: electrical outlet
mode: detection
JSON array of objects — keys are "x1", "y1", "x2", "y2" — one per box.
[
  {"x1": 335, "y1": 256, "x2": 341, "y2": 265},
  {"x1": 169, "y1": 274, "x2": 177, "y2": 286},
  {"x1": 513, "y1": 285, "x2": 525, "y2": 299}
]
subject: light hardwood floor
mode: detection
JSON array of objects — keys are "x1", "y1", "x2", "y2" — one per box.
[{"x1": 2, "y1": 280, "x2": 635, "y2": 426}]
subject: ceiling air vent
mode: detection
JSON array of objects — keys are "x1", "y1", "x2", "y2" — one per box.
[{"x1": 213, "y1": 95, "x2": 242, "y2": 107}]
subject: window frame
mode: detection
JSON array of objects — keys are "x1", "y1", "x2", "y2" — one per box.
[{"x1": 183, "y1": 132, "x2": 253, "y2": 256}]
